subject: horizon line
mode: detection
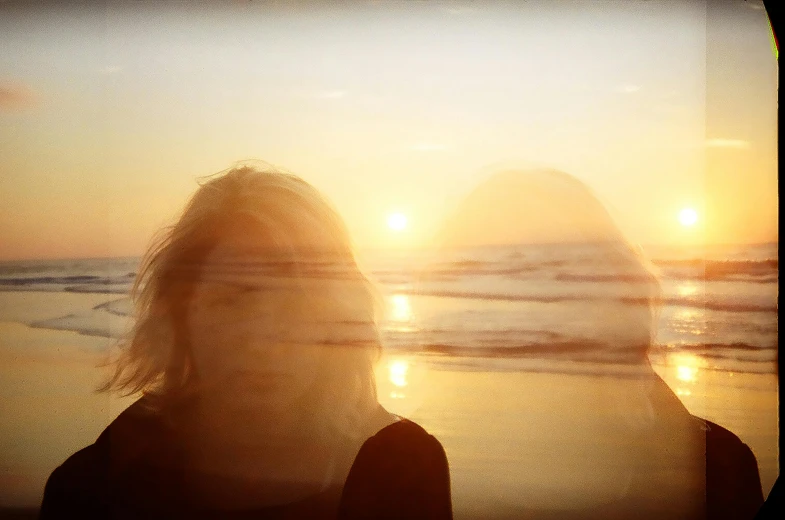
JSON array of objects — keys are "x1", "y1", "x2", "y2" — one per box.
[{"x1": 0, "y1": 240, "x2": 779, "y2": 264}]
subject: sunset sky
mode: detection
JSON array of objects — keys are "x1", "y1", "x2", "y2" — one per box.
[{"x1": 0, "y1": 0, "x2": 777, "y2": 260}]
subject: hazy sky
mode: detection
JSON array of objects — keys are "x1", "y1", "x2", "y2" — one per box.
[{"x1": 0, "y1": 0, "x2": 777, "y2": 260}]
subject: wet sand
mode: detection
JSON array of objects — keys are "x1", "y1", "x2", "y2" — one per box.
[
  {"x1": 377, "y1": 353, "x2": 778, "y2": 516},
  {"x1": 0, "y1": 319, "x2": 135, "y2": 509},
  {"x1": 0, "y1": 291, "x2": 778, "y2": 516}
]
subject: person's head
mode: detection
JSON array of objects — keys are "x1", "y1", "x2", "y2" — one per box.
[
  {"x1": 104, "y1": 164, "x2": 383, "y2": 439},
  {"x1": 430, "y1": 168, "x2": 667, "y2": 438},
  {"x1": 436, "y1": 168, "x2": 662, "y2": 363}
]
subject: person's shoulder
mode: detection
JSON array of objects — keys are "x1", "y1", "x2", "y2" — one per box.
[
  {"x1": 39, "y1": 440, "x2": 108, "y2": 519},
  {"x1": 340, "y1": 417, "x2": 452, "y2": 519},
  {"x1": 696, "y1": 416, "x2": 764, "y2": 519},
  {"x1": 365, "y1": 417, "x2": 443, "y2": 451},
  {"x1": 354, "y1": 416, "x2": 448, "y2": 476},
  {"x1": 40, "y1": 398, "x2": 170, "y2": 517},
  {"x1": 701, "y1": 418, "x2": 759, "y2": 468},
  {"x1": 45, "y1": 442, "x2": 105, "y2": 491},
  {"x1": 756, "y1": 477, "x2": 781, "y2": 520},
  {"x1": 41, "y1": 399, "x2": 163, "y2": 507}
]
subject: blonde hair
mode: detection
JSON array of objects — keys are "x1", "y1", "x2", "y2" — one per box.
[
  {"x1": 102, "y1": 163, "x2": 384, "y2": 439},
  {"x1": 435, "y1": 168, "x2": 665, "y2": 429}
]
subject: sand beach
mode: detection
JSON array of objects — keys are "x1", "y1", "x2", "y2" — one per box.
[{"x1": 0, "y1": 280, "x2": 778, "y2": 517}]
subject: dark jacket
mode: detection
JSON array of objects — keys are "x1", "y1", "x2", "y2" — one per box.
[
  {"x1": 702, "y1": 418, "x2": 764, "y2": 520},
  {"x1": 39, "y1": 400, "x2": 453, "y2": 520}
]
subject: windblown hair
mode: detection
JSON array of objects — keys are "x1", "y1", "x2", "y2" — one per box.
[{"x1": 102, "y1": 163, "x2": 384, "y2": 440}]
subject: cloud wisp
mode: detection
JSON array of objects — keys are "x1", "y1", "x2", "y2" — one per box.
[{"x1": 0, "y1": 83, "x2": 38, "y2": 111}]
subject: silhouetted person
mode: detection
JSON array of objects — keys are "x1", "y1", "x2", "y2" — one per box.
[
  {"x1": 39, "y1": 165, "x2": 452, "y2": 519},
  {"x1": 425, "y1": 169, "x2": 762, "y2": 519}
]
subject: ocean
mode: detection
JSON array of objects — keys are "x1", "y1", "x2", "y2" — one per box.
[{"x1": 0, "y1": 242, "x2": 776, "y2": 377}]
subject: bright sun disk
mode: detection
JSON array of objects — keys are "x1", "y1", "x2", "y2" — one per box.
[
  {"x1": 678, "y1": 208, "x2": 699, "y2": 227},
  {"x1": 387, "y1": 213, "x2": 408, "y2": 231}
]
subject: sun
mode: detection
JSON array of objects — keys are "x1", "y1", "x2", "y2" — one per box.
[
  {"x1": 678, "y1": 208, "x2": 699, "y2": 227},
  {"x1": 387, "y1": 212, "x2": 408, "y2": 231}
]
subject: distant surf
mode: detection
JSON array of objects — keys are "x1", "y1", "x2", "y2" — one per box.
[{"x1": 0, "y1": 243, "x2": 777, "y2": 375}]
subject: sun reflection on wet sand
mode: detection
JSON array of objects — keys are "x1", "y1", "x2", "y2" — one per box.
[
  {"x1": 375, "y1": 356, "x2": 429, "y2": 416},
  {"x1": 384, "y1": 359, "x2": 410, "y2": 400},
  {"x1": 677, "y1": 364, "x2": 698, "y2": 383},
  {"x1": 677, "y1": 282, "x2": 700, "y2": 298},
  {"x1": 675, "y1": 308, "x2": 700, "y2": 321},
  {"x1": 389, "y1": 294, "x2": 412, "y2": 322},
  {"x1": 667, "y1": 352, "x2": 708, "y2": 397},
  {"x1": 389, "y1": 359, "x2": 409, "y2": 387}
]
